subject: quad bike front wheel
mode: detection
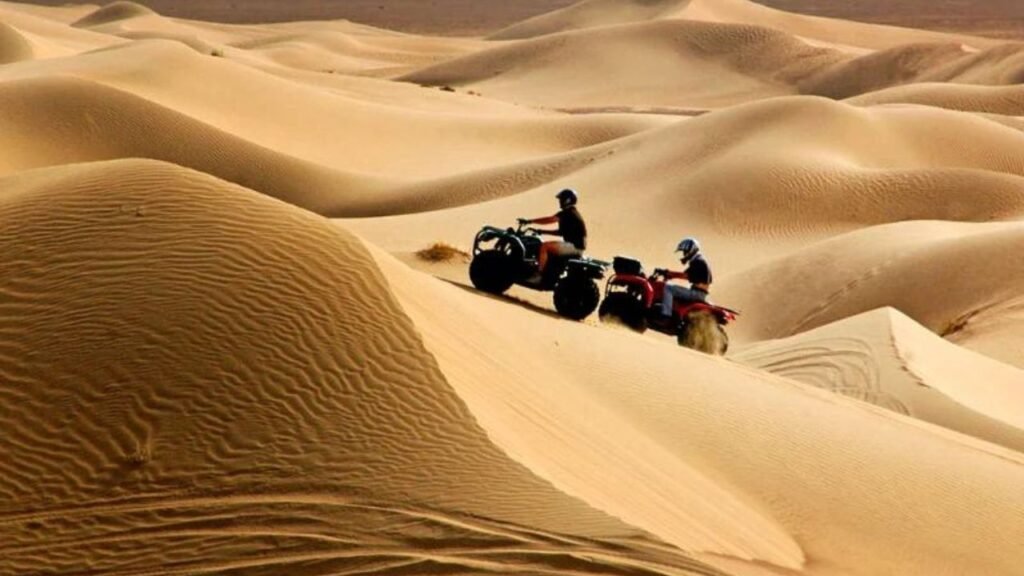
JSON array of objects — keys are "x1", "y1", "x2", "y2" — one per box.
[
  {"x1": 598, "y1": 292, "x2": 648, "y2": 332},
  {"x1": 553, "y1": 277, "x2": 600, "y2": 320},
  {"x1": 677, "y1": 311, "x2": 729, "y2": 355},
  {"x1": 469, "y1": 250, "x2": 516, "y2": 295}
]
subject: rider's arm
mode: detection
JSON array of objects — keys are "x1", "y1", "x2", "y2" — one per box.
[
  {"x1": 526, "y1": 215, "x2": 559, "y2": 225},
  {"x1": 665, "y1": 270, "x2": 689, "y2": 280}
]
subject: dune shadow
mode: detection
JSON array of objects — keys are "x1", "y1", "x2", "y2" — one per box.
[{"x1": 438, "y1": 278, "x2": 570, "y2": 321}]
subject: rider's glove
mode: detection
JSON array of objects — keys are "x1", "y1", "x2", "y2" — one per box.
[{"x1": 517, "y1": 217, "x2": 530, "y2": 225}]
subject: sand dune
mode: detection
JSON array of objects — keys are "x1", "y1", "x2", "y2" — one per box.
[
  {"x1": 0, "y1": 73, "x2": 662, "y2": 217},
  {"x1": 403, "y1": 20, "x2": 845, "y2": 109},
  {"x1": 0, "y1": 2, "x2": 121, "y2": 57},
  {"x1": 346, "y1": 96, "x2": 1024, "y2": 275},
  {"x1": 807, "y1": 42, "x2": 1024, "y2": 99},
  {"x1": 70, "y1": 2, "x2": 485, "y2": 76},
  {"x1": 2, "y1": 0, "x2": 1024, "y2": 574},
  {"x1": 0, "y1": 21, "x2": 33, "y2": 64},
  {"x1": 230, "y1": 29, "x2": 477, "y2": 75},
  {"x1": 716, "y1": 221, "x2": 1024, "y2": 368},
  {"x1": 0, "y1": 0, "x2": 96, "y2": 23},
  {"x1": 0, "y1": 40, "x2": 673, "y2": 215},
  {"x1": 71, "y1": 0, "x2": 154, "y2": 28},
  {"x1": 0, "y1": 74, "x2": 401, "y2": 215},
  {"x1": 491, "y1": 0, "x2": 995, "y2": 51},
  {"x1": 0, "y1": 38, "x2": 663, "y2": 180},
  {"x1": 799, "y1": 41, "x2": 971, "y2": 99},
  {"x1": 410, "y1": 22, "x2": 1024, "y2": 109},
  {"x1": 849, "y1": 82, "x2": 1024, "y2": 115},
  {"x1": 921, "y1": 42, "x2": 1024, "y2": 84},
  {"x1": 736, "y1": 307, "x2": 1024, "y2": 451},
  {"x1": 0, "y1": 159, "x2": 730, "y2": 576},
  {"x1": 370, "y1": 246, "x2": 1024, "y2": 576}
]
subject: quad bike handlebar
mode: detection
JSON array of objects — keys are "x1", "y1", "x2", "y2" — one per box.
[{"x1": 514, "y1": 218, "x2": 541, "y2": 236}]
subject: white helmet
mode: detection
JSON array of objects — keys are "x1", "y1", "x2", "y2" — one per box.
[{"x1": 675, "y1": 237, "x2": 700, "y2": 262}]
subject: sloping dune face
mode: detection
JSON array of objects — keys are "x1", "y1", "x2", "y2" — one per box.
[
  {"x1": 715, "y1": 221, "x2": 1024, "y2": 366},
  {"x1": 368, "y1": 248, "x2": 1024, "y2": 576},
  {"x1": 344, "y1": 96, "x2": 1024, "y2": 277},
  {"x1": 3, "y1": 0, "x2": 1024, "y2": 575},
  {"x1": 470, "y1": 0, "x2": 1024, "y2": 109},
  {"x1": 848, "y1": 82, "x2": 1024, "y2": 115},
  {"x1": 735, "y1": 307, "x2": 1024, "y2": 451},
  {"x1": 0, "y1": 38, "x2": 665, "y2": 214},
  {"x1": 403, "y1": 19, "x2": 845, "y2": 109},
  {"x1": 0, "y1": 159, "x2": 730, "y2": 576},
  {"x1": 491, "y1": 0, "x2": 995, "y2": 49},
  {"x1": 0, "y1": 22, "x2": 33, "y2": 64}
]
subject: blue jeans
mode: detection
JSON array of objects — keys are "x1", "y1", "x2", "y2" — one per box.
[{"x1": 662, "y1": 285, "x2": 707, "y2": 316}]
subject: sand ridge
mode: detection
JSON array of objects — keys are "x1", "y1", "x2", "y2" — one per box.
[
  {"x1": 848, "y1": 82, "x2": 1024, "y2": 115},
  {"x1": 0, "y1": 159, "x2": 737, "y2": 576},
  {"x1": 490, "y1": 0, "x2": 1000, "y2": 50},
  {"x1": 735, "y1": 307, "x2": 1024, "y2": 450},
  {"x1": 368, "y1": 243, "x2": 1024, "y2": 576},
  {"x1": 2, "y1": 0, "x2": 1024, "y2": 574},
  {"x1": 402, "y1": 19, "x2": 847, "y2": 109},
  {"x1": 0, "y1": 21, "x2": 33, "y2": 63},
  {"x1": 344, "y1": 95, "x2": 1024, "y2": 277}
]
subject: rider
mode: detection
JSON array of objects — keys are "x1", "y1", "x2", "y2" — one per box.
[
  {"x1": 519, "y1": 188, "x2": 588, "y2": 280},
  {"x1": 660, "y1": 237, "x2": 712, "y2": 318}
]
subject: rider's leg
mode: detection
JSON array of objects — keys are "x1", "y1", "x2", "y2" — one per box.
[
  {"x1": 661, "y1": 285, "x2": 679, "y2": 317},
  {"x1": 538, "y1": 242, "x2": 557, "y2": 273},
  {"x1": 662, "y1": 285, "x2": 706, "y2": 316}
]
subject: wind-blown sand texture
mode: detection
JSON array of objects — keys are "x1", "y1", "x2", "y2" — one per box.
[{"x1": 1, "y1": 1, "x2": 1023, "y2": 575}]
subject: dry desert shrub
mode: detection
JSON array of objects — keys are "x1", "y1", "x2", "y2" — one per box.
[{"x1": 416, "y1": 242, "x2": 469, "y2": 263}]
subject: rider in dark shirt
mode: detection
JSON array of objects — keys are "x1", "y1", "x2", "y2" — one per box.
[
  {"x1": 520, "y1": 189, "x2": 588, "y2": 277},
  {"x1": 661, "y1": 237, "x2": 712, "y2": 317}
]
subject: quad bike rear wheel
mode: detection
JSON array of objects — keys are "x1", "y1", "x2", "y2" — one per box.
[
  {"x1": 677, "y1": 311, "x2": 729, "y2": 355},
  {"x1": 598, "y1": 292, "x2": 648, "y2": 332},
  {"x1": 553, "y1": 277, "x2": 600, "y2": 320},
  {"x1": 469, "y1": 250, "x2": 516, "y2": 295}
]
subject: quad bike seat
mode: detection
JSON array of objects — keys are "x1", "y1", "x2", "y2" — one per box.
[{"x1": 612, "y1": 256, "x2": 643, "y2": 276}]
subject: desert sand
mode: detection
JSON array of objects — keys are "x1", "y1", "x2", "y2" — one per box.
[{"x1": 1, "y1": 1, "x2": 1023, "y2": 575}]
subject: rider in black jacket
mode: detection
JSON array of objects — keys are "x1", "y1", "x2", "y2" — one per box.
[{"x1": 520, "y1": 189, "x2": 587, "y2": 278}]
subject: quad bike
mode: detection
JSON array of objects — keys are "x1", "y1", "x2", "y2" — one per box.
[
  {"x1": 598, "y1": 256, "x2": 738, "y2": 354},
  {"x1": 469, "y1": 220, "x2": 608, "y2": 320}
]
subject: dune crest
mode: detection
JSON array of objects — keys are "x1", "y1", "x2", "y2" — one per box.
[
  {"x1": 71, "y1": 1, "x2": 156, "y2": 28},
  {"x1": 848, "y1": 82, "x2": 1024, "y2": 115},
  {"x1": 736, "y1": 307, "x2": 1024, "y2": 450},
  {"x1": 0, "y1": 22, "x2": 32, "y2": 64},
  {"x1": 491, "y1": 0, "x2": 994, "y2": 50},
  {"x1": 716, "y1": 220, "x2": 1024, "y2": 368},
  {"x1": 404, "y1": 19, "x2": 845, "y2": 109}
]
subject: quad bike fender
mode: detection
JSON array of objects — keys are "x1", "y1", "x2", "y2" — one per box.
[
  {"x1": 607, "y1": 274, "x2": 654, "y2": 306},
  {"x1": 566, "y1": 258, "x2": 608, "y2": 280},
  {"x1": 473, "y1": 226, "x2": 525, "y2": 257},
  {"x1": 677, "y1": 302, "x2": 734, "y2": 324}
]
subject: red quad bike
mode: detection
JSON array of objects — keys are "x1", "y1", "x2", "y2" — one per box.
[
  {"x1": 598, "y1": 256, "x2": 738, "y2": 354},
  {"x1": 470, "y1": 220, "x2": 609, "y2": 320}
]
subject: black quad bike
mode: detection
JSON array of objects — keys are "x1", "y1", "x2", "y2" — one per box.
[{"x1": 469, "y1": 220, "x2": 608, "y2": 320}]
